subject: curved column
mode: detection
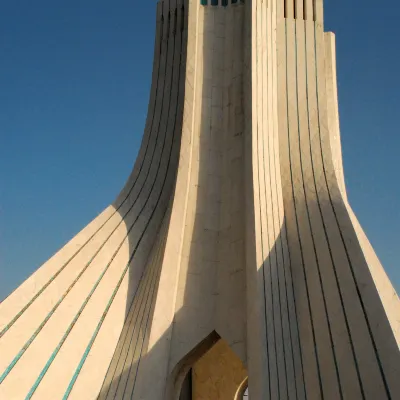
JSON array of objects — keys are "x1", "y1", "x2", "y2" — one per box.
[
  {"x1": 275, "y1": 2, "x2": 400, "y2": 399},
  {"x1": 245, "y1": 1, "x2": 307, "y2": 399},
  {"x1": 324, "y1": 32, "x2": 400, "y2": 349},
  {"x1": 1, "y1": 1, "x2": 399, "y2": 399},
  {"x1": 0, "y1": 0, "x2": 188, "y2": 398}
]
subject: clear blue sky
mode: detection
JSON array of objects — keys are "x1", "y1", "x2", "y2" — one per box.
[{"x1": 0, "y1": 0, "x2": 399, "y2": 301}]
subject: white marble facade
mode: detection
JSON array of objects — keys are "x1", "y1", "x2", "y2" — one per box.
[{"x1": 0, "y1": 1, "x2": 399, "y2": 399}]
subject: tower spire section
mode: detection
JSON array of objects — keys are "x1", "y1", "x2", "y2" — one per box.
[
  {"x1": 281, "y1": 0, "x2": 323, "y2": 23},
  {"x1": 0, "y1": 0, "x2": 398, "y2": 399}
]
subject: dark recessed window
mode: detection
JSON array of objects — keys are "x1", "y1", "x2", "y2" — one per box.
[{"x1": 200, "y1": 0, "x2": 245, "y2": 7}]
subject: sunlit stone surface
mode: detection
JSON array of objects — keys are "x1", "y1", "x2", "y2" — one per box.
[{"x1": 0, "y1": 1, "x2": 399, "y2": 399}]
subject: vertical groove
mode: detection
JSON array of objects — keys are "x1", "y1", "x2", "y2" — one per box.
[
  {"x1": 261, "y1": 1, "x2": 280, "y2": 397},
  {"x1": 125, "y1": 5, "x2": 185, "y2": 394},
  {"x1": 285, "y1": 19, "x2": 324, "y2": 399},
  {"x1": 62, "y1": 46, "x2": 182, "y2": 396},
  {"x1": 0, "y1": 0, "x2": 166, "y2": 341},
  {"x1": 312, "y1": 0, "x2": 316, "y2": 22},
  {"x1": 97, "y1": 6, "x2": 170, "y2": 395},
  {"x1": 271, "y1": 4, "x2": 301, "y2": 400},
  {"x1": 312, "y1": 23, "x2": 393, "y2": 399},
  {"x1": 282, "y1": 219, "x2": 308, "y2": 400},
  {"x1": 120, "y1": 237, "x2": 163, "y2": 400},
  {"x1": 116, "y1": 244, "x2": 158, "y2": 399},
  {"x1": 99, "y1": 254, "x2": 153, "y2": 400},
  {"x1": 265, "y1": 2, "x2": 288, "y2": 398},
  {"x1": 126, "y1": 229, "x2": 168, "y2": 398},
  {"x1": 24, "y1": 0, "x2": 185, "y2": 396},
  {"x1": 0, "y1": 2, "x2": 170, "y2": 384},
  {"x1": 255, "y1": 0, "x2": 271, "y2": 397},
  {"x1": 294, "y1": 21, "x2": 343, "y2": 399},
  {"x1": 304, "y1": 21, "x2": 366, "y2": 400},
  {"x1": 2, "y1": 2, "x2": 398, "y2": 399},
  {"x1": 277, "y1": 9, "x2": 308, "y2": 399}
]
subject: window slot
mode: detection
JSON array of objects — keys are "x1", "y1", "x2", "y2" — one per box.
[
  {"x1": 313, "y1": 0, "x2": 316, "y2": 21},
  {"x1": 181, "y1": 4, "x2": 185, "y2": 32},
  {"x1": 173, "y1": 8, "x2": 177, "y2": 34}
]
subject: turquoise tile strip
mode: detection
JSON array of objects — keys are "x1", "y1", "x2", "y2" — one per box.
[
  {"x1": 61, "y1": 24, "x2": 183, "y2": 395},
  {"x1": 25, "y1": 54, "x2": 176, "y2": 397},
  {"x1": 0, "y1": 224, "x2": 110, "y2": 339},
  {"x1": 0, "y1": 26, "x2": 164, "y2": 339},
  {"x1": 0, "y1": 79, "x2": 167, "y2": 382},
  {"x1": 60, "y1": 210, "x2": 170, "y2": 400},
  {"x1": 25, "y1": 250, "x2": 137, "y2": 400},
  {"x1": 60, "y1": 256, "x2": 142, "y2": 400},
  {"x1": 23, "y1": 3, "x2": 179, "y2": 396},
  {"x1": 0, "y1": 169, "x2": 144, "y2": 340},
  {"x1": 0, "y1": 190, "x2": 149, "y2": 385},
  {"x1": 0, "y1": 225, "x2": 130, "y2": 386}
]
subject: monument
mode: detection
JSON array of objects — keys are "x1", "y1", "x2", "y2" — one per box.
[{"x1": 1, "y1": 0, "x2": 399, "y2": 398}]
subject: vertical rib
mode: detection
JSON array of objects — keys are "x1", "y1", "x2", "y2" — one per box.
[{"x1": 285, "y1": 0, "x2": 294, "y2": 19}]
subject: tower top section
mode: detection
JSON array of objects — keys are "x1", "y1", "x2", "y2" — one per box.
[
  {"x1": 282, "y1": 0, "x2": 323, "y2": 21},
  {"x1": 200, "y1": 0, "x2": 244, "y2": 6},
  {"x1": 197, "y1": 0, "x2": 323, "y2": 23}
]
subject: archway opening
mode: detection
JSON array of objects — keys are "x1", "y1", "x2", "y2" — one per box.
[{"x1": 178, "y1": 336, "x2": 247, "y2": 399}]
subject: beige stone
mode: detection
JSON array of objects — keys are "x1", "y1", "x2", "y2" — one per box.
[{"x1": 0, "y1": 1, "x2": 398, "y2": 399}]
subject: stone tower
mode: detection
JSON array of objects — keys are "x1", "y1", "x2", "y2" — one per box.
[{"x1": 0, "y1": 1, "x2": 399, "y2": 399}]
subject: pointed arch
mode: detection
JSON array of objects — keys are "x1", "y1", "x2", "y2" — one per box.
[{"x1": 235, "y1": 376, "x2": 248, "y2": 400}]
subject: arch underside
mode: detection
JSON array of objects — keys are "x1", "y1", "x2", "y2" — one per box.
[{"x1": 0, "y1": 1, "x2": 399, "y2": 399}]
